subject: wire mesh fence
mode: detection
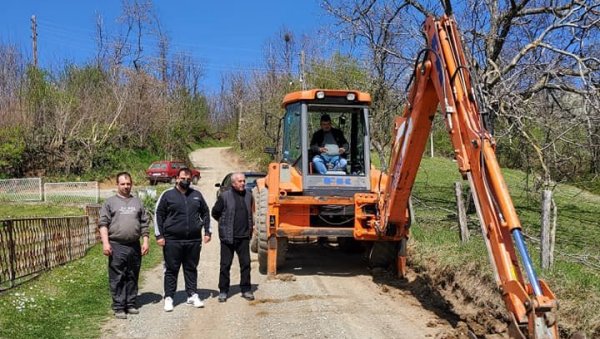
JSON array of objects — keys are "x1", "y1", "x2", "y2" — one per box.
[
  {"x1": 0, "y1": 206, "x2": 100, "y2": 290},
  {"x1": 43, "y1": 181, "x2": 99, "y2": 204},
  {"x1": 0, "y1": 177, "x2": 160, "y2": 204},
  {"x1": 446, "y1": 181, "x2": 600, "y2": 272},
  {"x1": 0, "y1": 178, "x2": 42, "y2": 202}
]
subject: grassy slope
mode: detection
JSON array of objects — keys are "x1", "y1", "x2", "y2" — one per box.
[
  {"x1": 410, "y1": 156, "x2": 600, "y2": 336},
  {"x1": 1, "y1": 150, "x2": 597, "y2": 336},
  {"x1": 0, "y1": 203, "x2": 84, "y2": 219},
  {"x1": 0, "y1": 235, "x2": 162, "y2": 339},
  {"x1": 0, "y1": 142, "x2": 235, "y2": 337}
]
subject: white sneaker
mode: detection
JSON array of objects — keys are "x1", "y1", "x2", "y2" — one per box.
[
  {"x1": 164, "y1": 296, "x2": 174, "y2": 312},
  {"x1": 187, "y1": 293, "x2": 204, "y2": 308}
]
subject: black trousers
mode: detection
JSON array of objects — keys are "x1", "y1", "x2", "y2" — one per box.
[
  {"x1": 163, "y1": 240, "x2": 202, "y2": 298},
  {"x1": 108, "y1": 241, "x2": 141, "y2": 312},
  {"x1": 219, "y1": 238, "x2": 251, "y2": 293}
]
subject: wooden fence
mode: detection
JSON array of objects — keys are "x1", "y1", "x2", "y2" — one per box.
[{"x1": 0, "y1": 205, "x2": 101, "y2": 290}]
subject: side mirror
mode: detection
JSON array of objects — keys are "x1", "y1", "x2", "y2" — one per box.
[
  {"x1": 263, "y1": 112, "x2": 283, "y2": 141},
  {"x1": 215, "y1": 183, "x2": 221, "y2": 187},
  {"x1": 264, "y1": 147, "x2": 276, "y2": 157},
  {"x1": 339, "y1": 115, "x2": 346, "y2": 128}
]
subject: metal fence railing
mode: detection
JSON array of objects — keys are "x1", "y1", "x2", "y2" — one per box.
[
  {"x1": 0, "y1": 178, "x2": 157, "y2": 204},
  {"x1": 43, "y1": 181, "x2": 99, "y2": 204},
  {"x1": 0, "y1": 204, "x2": 102, "y2": 290},
  {"x1": 0, "y1": 178, "x2": 42, "y2": 202}
]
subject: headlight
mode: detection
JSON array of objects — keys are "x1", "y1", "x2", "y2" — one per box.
[
  {"x1": 346, "y1": 93, "x2": 356, "y2": 101},
  {"x1": 316, "y1": 91, "x2": 325, "y2": 99}
]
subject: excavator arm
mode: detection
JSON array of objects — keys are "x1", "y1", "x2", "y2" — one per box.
[{"x1": 380, "y1": 15, "x2": 558, "y2": 338}]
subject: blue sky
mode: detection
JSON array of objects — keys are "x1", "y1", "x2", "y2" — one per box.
[{"x1": 0, "y1": 1, "x2": 329, "y2": 93}]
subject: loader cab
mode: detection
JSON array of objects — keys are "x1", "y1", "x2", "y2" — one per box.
[{"x1": 281, "y1": 90, "x2": 372, "y2": 196}]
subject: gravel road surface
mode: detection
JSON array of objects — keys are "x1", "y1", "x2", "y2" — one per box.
[{"x1": 101, "y1": 147, "x2": 457, "y2": 339}]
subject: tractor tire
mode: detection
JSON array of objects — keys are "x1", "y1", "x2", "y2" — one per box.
[
  {"x1": 250, "y1": 188, "x2": 260, "y2": 254},
  {"x1": 254, "y1": 187, "x2": 288, "y2": 275},
  {"x1": 368, "y1": 241, "x2": 398, "y2": 271},
  {"x1": 250, "y1": 234, "x2": 258, "y2": 253}
]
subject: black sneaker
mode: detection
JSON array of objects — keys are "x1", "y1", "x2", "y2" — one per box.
[
  {"x1": 218, "y1": 292, "x2": 228, "y2": 302},
  {"x1": 241, "y1": 291, "x2": 255, "y2": 301},
  {"x1": 114, "y1": 311, "x2": 127, "y2": 319}
]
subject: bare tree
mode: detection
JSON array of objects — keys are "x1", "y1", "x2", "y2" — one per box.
[
  {"x1": 3, "y1": 0, "x2": 212, "y2": 176},
  {"x1": 455, "y1": 0, "x2": 600, "y2": 187},
  {"x1": 324, "y1": 0, "x2": 600, "y2": 184},
  {"x1": 323, "y1": 0, "x2": 425, "y2": 167},
  {"x1": 0, "y1": 44, "x2": 25, "y2": 126},
  {"x1": 120, "y1": 0, "x2": 155, "y2": 72}
]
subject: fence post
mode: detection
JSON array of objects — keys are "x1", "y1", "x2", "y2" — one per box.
[
  {"x1": 66, "y1": 219, "x2": 72, "y2": 261},
  {"x1": 43, "y1": 218, "x2": 49, "y2": 269},
  {"x1": 87, "y1": 213, "x2": 91, "y2": 247},
  {"x1": 540, "y1": 189, "x2": 554, "y2": 269},
  {"x1": 454, "y1": 182, "x2": 470, "y2": 243},
  {"x1": 7, "y1": 220, "x2": 15, "y2": 288},
  {"x1": 38, "y1": 177, "x2": 43, "y2": 201}
]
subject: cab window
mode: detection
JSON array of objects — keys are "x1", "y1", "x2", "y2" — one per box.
[
  {"x1": 306, "y1": 106, "x2": 367, "y2": 176},
  {"x1": 282, "y1": 103, "x2": 302, "y2": 165}
]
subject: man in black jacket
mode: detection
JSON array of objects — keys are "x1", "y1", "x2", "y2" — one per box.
[
  {"x1": 155, "y1": 168, "x2": 211, "y2": 312},
  {"x1": 310, "y1": 114, "x2": 349, "y2": 174},
  {"x1": 211, "y1": 172, "x2": 254, "y2": 302}
]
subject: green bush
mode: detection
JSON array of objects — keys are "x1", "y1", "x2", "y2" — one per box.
[{"x1": 0, "y1": 127, "x2": 26, "y2": 178}]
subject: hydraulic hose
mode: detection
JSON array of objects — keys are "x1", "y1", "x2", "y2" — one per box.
[{"x1": 512, "y1": 229, "x2": 543, "y2": 296}]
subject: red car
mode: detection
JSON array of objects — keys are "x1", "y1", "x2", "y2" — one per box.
[{"x1": 146, "y1": 160, "x2": 201, "y2": 185}]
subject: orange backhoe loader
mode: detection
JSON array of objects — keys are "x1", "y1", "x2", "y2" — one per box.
[{"x1": 252, "y1": 11, "x2": 558, "y2": 339}]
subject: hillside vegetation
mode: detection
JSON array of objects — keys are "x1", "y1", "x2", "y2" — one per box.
[{"x1": 410, "y1": 156, "x2": 600, "y2": 337}]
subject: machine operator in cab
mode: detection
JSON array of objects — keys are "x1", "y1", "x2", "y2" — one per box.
[{"x1": 310, "y1": 114, "x2": 349, "y2": 174}]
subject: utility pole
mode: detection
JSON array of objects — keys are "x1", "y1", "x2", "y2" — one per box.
[
  {"x1": 31, "y1": 15, "x2": 38, "y2": 67},
  {"x1": 300, "y1": 50, "x2": 306, "y2": 90}
]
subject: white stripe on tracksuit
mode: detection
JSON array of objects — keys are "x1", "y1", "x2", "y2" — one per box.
[{"x1": 154, "y1": 187, "x2": 175, "y2": 237}]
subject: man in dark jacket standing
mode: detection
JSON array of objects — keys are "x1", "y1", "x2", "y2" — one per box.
[
  {"x1": 211, "y1": 172, "x2": 254, "y2": 302},
  {"x1": 155, "y1": 167, "x2": 211, "y2": 312},
  {"x1": 99, "y1": 172, "x2": 149, "y2": 319}
]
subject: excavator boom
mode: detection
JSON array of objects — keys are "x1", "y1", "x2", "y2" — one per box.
[{"x1": 381, "y1": 15, "x2": 559, "y2": 338}]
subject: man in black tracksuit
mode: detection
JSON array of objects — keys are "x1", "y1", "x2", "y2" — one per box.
[
  {"x1": 155, "y1": 168, "x2": 211, "y2": 311},
  {"x1": 211, "y1": 172, "x2": 254, "y2": 302}
]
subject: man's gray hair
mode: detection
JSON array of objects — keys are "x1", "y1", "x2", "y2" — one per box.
[{"x1": 231, "y1": 172, "x2": 246, "y2": 181}]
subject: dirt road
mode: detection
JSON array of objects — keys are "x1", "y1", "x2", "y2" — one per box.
[{"x1": 101, "y1": 147, "x2": 459, "y2": 338}]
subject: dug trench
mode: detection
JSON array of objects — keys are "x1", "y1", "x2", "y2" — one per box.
[{"x1": 101, "y1": 147, "x2": 523, "y2": 338}]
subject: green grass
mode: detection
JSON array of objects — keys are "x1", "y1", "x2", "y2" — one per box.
[
  {"x1": 0, "y1": 142, "x2": 209, "y2": 337},
  {"x1": 370, "y1": 151, "x2": 383, "y2": 169},
  {"x1": 0, "y1": 235, "x2": 163, "y2": 339},
  {"x1": 411, "y1": 156, "x2": 600, "y2": 336},
  {"x1": 0, "y1": 203, "x2": 85, "y2": 219}
]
